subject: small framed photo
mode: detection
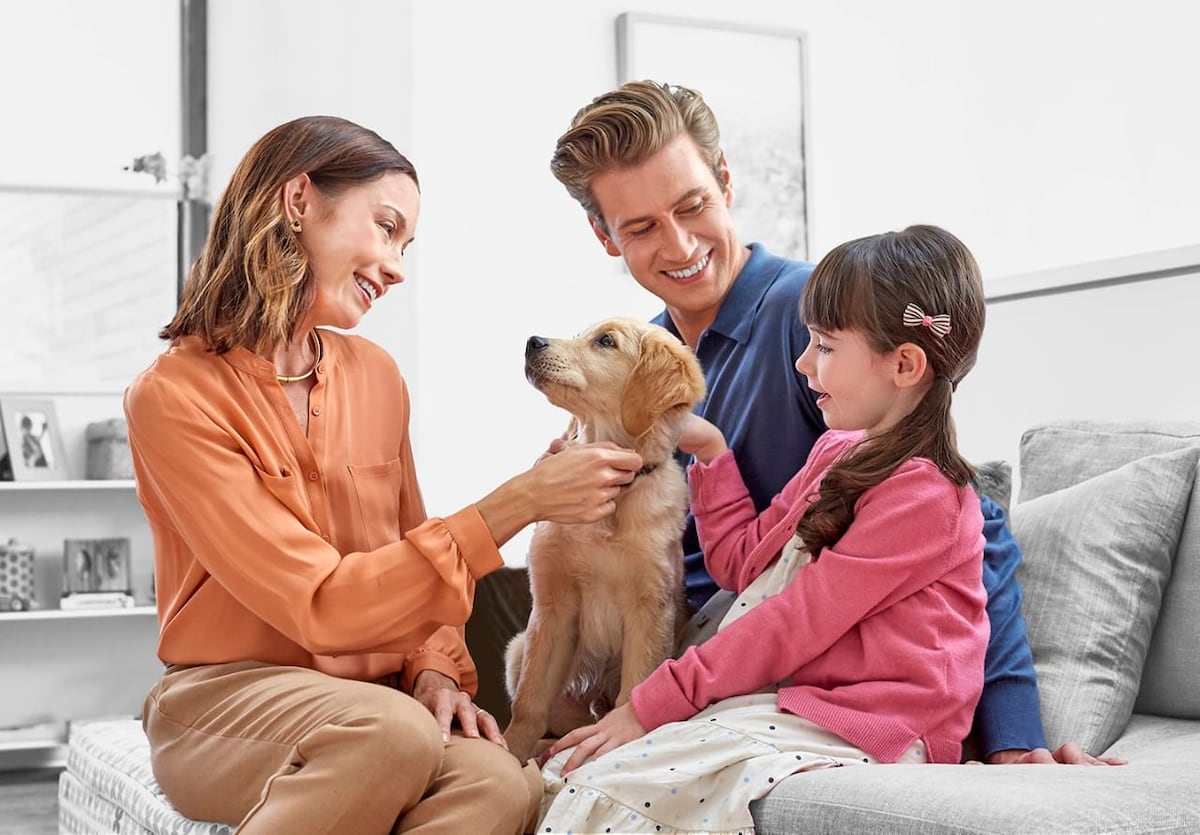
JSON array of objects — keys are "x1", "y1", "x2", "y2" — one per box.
[
  {"x1": 63, "y1": 537, "x2": 132, "y2": 595},
  {"x1": 0, "y1": 397, "x2": 69, "y2": 481}
]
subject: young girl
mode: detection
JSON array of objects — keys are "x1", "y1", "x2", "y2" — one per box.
[{"x1": 536, "y1": 224, "x2": 990, "y2": 834}]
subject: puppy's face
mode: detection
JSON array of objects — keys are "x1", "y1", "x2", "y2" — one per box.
[{"x1": 525, "y1": 318, "x2": 706, "y2": 439}]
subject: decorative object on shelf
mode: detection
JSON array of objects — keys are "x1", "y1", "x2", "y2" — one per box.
[
  {"x1": 616, "y1": 13, "x2": 810, "y2": 261},
  {"x1": 0, "y1": 414, "x2": 11, "y2": 481},
  {"x1": 0, "y1": 396, "x2": 69, "y2": 481},
  {"x1": 0, "y1": 537, "x2": 37, "y2": 612},
  {"x1": 86, "y1": 418, "x2": 134, "y2": 480},
  {"x1": 125, "y1": 150, "x2": 211, "y2": 202},
  {"x1": 63, "y1": 536, "x2": 133, "y2": 606}
]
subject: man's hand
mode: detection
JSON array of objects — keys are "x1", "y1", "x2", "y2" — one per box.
[
  {"x1": 541, "y1": 702, "x2": 647, "y2": 774},
  {"x1": 983, "y1": 743, "x2": 1127, "y2": 765},
  {"x1": 412, "y1": 669, "x2": 506, "y2": 748}
]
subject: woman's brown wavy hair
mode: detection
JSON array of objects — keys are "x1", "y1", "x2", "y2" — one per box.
[
  {"x1": 795, "y1": 224, "x2": 986, "y2": 557},
  {"x1": 161, "y1": 115, "x2": 418, "y2": 355}
]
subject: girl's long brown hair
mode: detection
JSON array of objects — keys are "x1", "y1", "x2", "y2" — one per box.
[
  {"x1": 796, "y1": 225, "x2": 986, "y2": 557},
  {"x1": 161, "y1": 115, "x2": 418, "y2": 355}
]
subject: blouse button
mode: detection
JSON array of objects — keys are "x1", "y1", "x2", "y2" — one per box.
[
  {"x1": 308, "y1": 472, "x2": 319, "y2": 481},
  {"x1": 311, "y1": 407, "x2": 321, "y2": 416}
]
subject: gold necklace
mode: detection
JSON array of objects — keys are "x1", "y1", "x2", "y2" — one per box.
[{"x1": 276, "y1": 330, "x2": 322, "y2": 383}]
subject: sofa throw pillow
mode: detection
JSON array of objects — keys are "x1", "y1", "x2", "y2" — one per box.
[
  {"x1": 1017, "y1": 420, "x2": 1200, "y2": 719},
  {"x1": 1012, "y1": 445, "x2": 1199, "y2": 755},
  {"x1": 971, "y1": 459, "x2": 1012, "y2": 518}
]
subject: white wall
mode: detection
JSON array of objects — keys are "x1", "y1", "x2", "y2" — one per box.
[
  {"x1": 206, "y1": 0, "x2": 1200, "y2": 561},
  {"x1": 955, "y1": 257, "x2": 1200, "y2": 483}
]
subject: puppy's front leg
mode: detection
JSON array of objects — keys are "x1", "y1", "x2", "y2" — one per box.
[
  {"x1": 615, "y1": 601, "x2": 675, "y2": 707},
  {"x1": 503, "y1": 603, "x2": 580, "y2": 762}
]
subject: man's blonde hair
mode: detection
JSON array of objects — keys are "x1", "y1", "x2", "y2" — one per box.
[{"x1": 551, "y1": 80, "x2": 723, "y2": 234}]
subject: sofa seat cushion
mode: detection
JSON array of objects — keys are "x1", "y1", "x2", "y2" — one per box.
[
  {"x1": 751, "y1": 717, "x2": 1200, "y2": 834},
  {"x1": 58, "y1": 719, "x2": 232, "y2": 835}
]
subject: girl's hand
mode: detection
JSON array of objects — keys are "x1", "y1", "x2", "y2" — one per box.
[
  {"x1": 412, "y1": 670, "x2": 507, "y2": 749},
  {"x1": 677, "y1": 413, "x2": 728, "y2": 464},
  {"x1": 542, "y1": 702, "x2": 647, "y2": 774}
]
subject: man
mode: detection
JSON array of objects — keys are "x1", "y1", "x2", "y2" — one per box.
[{"x1": 549, "y1": 79, "x2": 1121, "y2": 766}]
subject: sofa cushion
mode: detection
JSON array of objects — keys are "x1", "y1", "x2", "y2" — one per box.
[
  {"x1": 1011, "y1": 445, "x2": 1198, "y2": 754},
  {"x1": 59, "y1": 718, "x2": 232, "y2": 834},
  {"x1": 1018, "y1": 420, "x2": 1200, "y2": 719},
  {"x1": 750, "y1": 742, "x2": 1200, "y2": 834},
  {"x1": 971, "y1": 459, "x2": 1012, "y2": 517}
]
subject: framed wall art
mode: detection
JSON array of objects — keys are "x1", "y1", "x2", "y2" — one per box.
[
  {"x1": 616, "y1": 13, "x2": 810, "y2": 260},
  {"x1": 0, "y1": 397, "x2": 68, "y2": 481}
]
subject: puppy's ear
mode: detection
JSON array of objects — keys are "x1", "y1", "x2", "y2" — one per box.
[
  {"x1": 561, "y1": 415, "x2": 581, "y2": 443},
  {"x1": 621, "y1": 329, "x2": 707, "y2": 438}
]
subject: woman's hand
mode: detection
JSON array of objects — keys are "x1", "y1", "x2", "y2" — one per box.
[
  {"x1": 412, "y1": 669, "x2": 506, "y2": 748},
  {"x1": 534, "y1": 436, "x2": 571, "y2": 465},
  {"x1": 542, "y1": 702, "x2": 647, "y2": 774},
  {"x1": 528, "y1": 442, "x2": 643, "y2": 523},
  {"x1": 477, "y1": 442, "x2": 642, "y2": 546},
  {"x1": 677, "y1": 413, "x2": 727, "y2": 464}
]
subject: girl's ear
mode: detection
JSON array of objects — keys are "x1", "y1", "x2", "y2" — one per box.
[{"x1": 893, "y1": 342, "x2": 930, "y2": 388}]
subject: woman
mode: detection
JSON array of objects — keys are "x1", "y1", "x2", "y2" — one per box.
[{"x1": 125, "y1": 115, "x2": 641, "y2": 833}]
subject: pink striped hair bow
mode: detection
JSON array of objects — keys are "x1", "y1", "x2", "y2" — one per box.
[{"x1": 903, "y1": 303, "x2": 952, "y2": 337}]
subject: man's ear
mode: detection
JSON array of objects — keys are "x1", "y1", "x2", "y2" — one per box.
[
  {"x1": 281, "y1": 173, "x2": 314, "y2": 225},
  {"x1": 589, "y1": 216, "x2": 622, "y2": 257},
  {"x1": 717, "y1": 153, "x2": 734, "y2": 208},
  {"x1": 893, "y1": 343, "x2": 930, "y2": 388}
]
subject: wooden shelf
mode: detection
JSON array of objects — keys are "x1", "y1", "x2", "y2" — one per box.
[
  {"x1": 0, "y1": 479, "x2": 135, "y2": 491},
  {"x1": 0, "y1": 605, "x2": 156, "y2": 622}
]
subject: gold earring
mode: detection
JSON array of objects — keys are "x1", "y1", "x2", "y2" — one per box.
[{"x1": 291, "y1": 219, "x2": 302, "y2": 233}]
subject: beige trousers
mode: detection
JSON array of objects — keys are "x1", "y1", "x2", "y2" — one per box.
[{"x1": 143, "y1": 661, "x2": 542, "y2": 834}]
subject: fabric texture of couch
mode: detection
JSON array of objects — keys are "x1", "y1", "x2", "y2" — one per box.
[{"x1": 58, "y1": 420, "x2": 1200, "y2": 833}]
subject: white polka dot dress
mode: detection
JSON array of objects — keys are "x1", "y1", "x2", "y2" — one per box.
[{"x1": 536, "y1": 535, "x2": 928, "y2": 834}]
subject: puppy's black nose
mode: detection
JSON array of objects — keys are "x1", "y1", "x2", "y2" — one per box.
[{"x1": 526, "y1": 336, "x2": 549, "y2": 357}]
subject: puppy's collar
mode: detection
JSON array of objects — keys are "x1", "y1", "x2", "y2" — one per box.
[{"x1": 633, "y1": 462, "x2": 659, "y2": 480}]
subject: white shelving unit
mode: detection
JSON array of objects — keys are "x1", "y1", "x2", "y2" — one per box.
[
  {"x1": 0, "y1": 392, "x2": 162, "y2": 770},
  {"x1": 0, "y1": 480, "x2": 136, "y2": 492}
]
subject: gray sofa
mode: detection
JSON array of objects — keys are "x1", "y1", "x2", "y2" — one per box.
[{"x1": 469, "y1": 420, "x2": 1200, "y2": 833}]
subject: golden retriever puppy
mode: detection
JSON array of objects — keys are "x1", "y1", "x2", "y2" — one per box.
[{"x1": 502, "y1": 317, "x2": 706, "y2": 762}]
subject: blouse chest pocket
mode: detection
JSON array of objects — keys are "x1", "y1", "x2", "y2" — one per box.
[{"x1": 347, "y1": 458, "x2": 405, "y2": 551}]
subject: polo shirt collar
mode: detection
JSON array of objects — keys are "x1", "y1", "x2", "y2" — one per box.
[{"x1": 705, "y1": 242, "x2": 774, "y2": 345}]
